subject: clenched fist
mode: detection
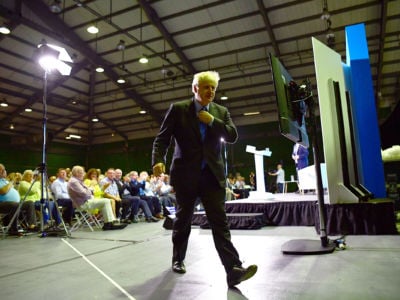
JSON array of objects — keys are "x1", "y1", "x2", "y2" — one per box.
[
  {"x1": 153, "y1": 162, "x2": 165, "y2": 177},
  {"x1": 198, "y1": 110, "x2": 214, "y2": 125}
]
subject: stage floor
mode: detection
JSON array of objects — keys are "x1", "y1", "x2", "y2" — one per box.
[{"x1": 1, "y1": 220, "x2": 399, "y2": 300}]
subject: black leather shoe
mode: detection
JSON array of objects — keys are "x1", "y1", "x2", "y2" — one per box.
[
  {"x1": 172, "y1": 261, "x2": 186, "y2": 274},
  {"x1": 102, "y1": 223, "x2": 127, "y2": 230},
  {"x1": 227, "y1": 264, "x2": 257, "y2": 287}
]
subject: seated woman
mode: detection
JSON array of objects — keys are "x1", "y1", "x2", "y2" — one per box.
[
  {"x1": 67, "y1": 165, "x2": 126, "y2": 230},
  {"x1": 0, "y1": 163, "x2": 21, "y2": 235},
  {"x1": 18, "y1": 169, "x2": 59, "y2": 228}
]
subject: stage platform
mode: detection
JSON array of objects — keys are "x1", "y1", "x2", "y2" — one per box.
[{"x1": 192, "y1": 193, "x2": 398, "y2": 235}]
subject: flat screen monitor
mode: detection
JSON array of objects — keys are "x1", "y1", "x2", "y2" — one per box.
[{"x1": 269, "y1": 53, "x2": 309, "y2": 148}]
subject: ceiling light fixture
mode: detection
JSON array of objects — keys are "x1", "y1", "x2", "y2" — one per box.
[
  {"x1": 0, "y1": 23, "x2": 11, "y2": 35},
  {"x1": 0, "y1": 98, "x2": 8, "y2": 107},
  {"x1": 117, "y1": 40, "x2": 126, "y2": 51},
  {"x1": 68, "y1": 134, "x2": 81, "y2": 139},
  {"x1": 25, "y1": 108, "x2": 32, "y2": 112},
  {"x1": 91, "y1": 116, "x2": 99, "y2": 122},
  {"x1": 49, "y1": 0, "x2": 62, "y2": 14},
  {"x1": 139, "y1": 108, "x2": 147, "y2": 114},
  {"x1": 139, "y1": 55, "x2": 148, "y2": 64},
  {"x1": 87, "y1": 24, "x2": 99, "y2": 34},
  {"x1": 320, "y1": 0, "x2": 330, "y2": 20},
  {"x1": 138, "y1": 8, "x2": 149, "y2": 64},
  {"x1": 220, "y1": 94, "x2": 228, "y2": 100},
  {"x1": 10, "y1": 124, "x2": 14, "y2": 130},
  {"x1": 95, "y1": 66, "x2": 104, "y2": 72},
  {"x1": 117, "y1": 77, "x2": 126, "y2": 84},
  {"x1": 243, "y1": 111, "x2": 260, "y2": 116}
]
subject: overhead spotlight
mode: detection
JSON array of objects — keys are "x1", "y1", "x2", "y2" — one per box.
[
  {"x1": 0, "y1": 98, "x2": 8, "y2": 107},
  {"x1": 220, "y1": 93, "x2": 228, "y2": 100},
  {"x1": 117, "y1": 77, "x2": 126, "y2": 84},
  {"x1": 87, "y1": 24, "x2": 99, "y2": 34},
  {"x1": 139, "y1": 55, "x2": 148, "y2": 64},
  {"x1": 95, "y1": 66, "x2": 104, "y2": 72},
  {"x1": 49, "y1": 0, "x2": 62, "y2": 13},
  {"x1": 10, "y1": 124, "x2": 14, "y2": 130},
  {"x1": 0, "y1": 23, "x2": 11, "y2": 35},
  {"x1": 117, "y1": 40, "x2": 126, "y2": 51},
  {"x1": 139, "y1": 108, "x2": 147, "y2": 114},
  {"x1": 25, "y1": 108, "x2": 33, "y2": 112},
  {"x1": 91, "y1": 116, "x2": 99, "y2": 122}
]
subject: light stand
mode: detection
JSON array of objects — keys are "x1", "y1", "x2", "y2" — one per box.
[
  {"x1": 36, "y1": 41, "x2": 72, "y2": 237},
  {"x1": 281, "y1": 80, "x2": 335, "y2": 254}
]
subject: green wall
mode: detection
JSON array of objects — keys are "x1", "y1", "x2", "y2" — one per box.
[{"x1": 1, "y1": 121, "x2": 319, "y2": 191}]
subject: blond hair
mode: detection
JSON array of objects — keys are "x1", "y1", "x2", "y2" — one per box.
[{"x1": 192, "y1": 71, "x2": 220, "y2": 92}]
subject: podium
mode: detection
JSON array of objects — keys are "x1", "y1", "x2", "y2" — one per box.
[{"x1": 246, "y1": 145, "x2": 274, "y2": 200}]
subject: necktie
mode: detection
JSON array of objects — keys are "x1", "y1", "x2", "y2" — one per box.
[
  {"x1": 199, "y1": 106, "x2": 207, "y2": 141},
  {"x1": 199, "y1": 106, "x2": 207, "y2": 169}
]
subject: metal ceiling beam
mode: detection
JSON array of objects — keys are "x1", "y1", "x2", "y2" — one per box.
[
  {"x1": 375, "y1": 0, "x2": 388, "y2": 102},
  {"x1": 257, "y1": 0, "x2": 280, "y2": 56},
  {"x1": 23, "y1": 0, "x2": 162, "y2": 124},
  {"x1": 138, "y1": 0, "x2": 196, "y2": 75}
]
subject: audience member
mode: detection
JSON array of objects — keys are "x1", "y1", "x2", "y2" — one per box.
[
  {"x1": 126, "y1": 171, "x2": 159, "y2": 223},
  {"x1": 99, "y1": 168, "x2": 120, "y2": 219},
  {"x1": 18, "y1": 169, "x2": 59, "y2": 226},
  {"x1": 0, "y1": 163, "x2": 21, "y2": 235},
  {"x1": 114, "y1": 168, "x2": 139, "y2": 224},
  {"x1": 51, "y1": 168, "x2": 74, "y2": 226},
  {"x1": 67, "y1": 165, "x2": 126, "y2": 230}
]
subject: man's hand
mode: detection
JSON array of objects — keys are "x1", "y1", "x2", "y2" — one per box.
[
  {"x1": 198, "y1": 110, "x2": 214, "y2": 125},
  {"x1": 153, "y1": 162, "x2": 165, "y2": 177}
]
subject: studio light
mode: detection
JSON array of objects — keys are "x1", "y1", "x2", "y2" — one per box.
[
  {"x1": 0, "y1": 23, "x2": 11, "y2": 35},
  {"x1": 37, "y1": 40, "x2": 72, "y2": 75}
]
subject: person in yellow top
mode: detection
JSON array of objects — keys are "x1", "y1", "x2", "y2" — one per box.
[
  {"x1": 18, "y1": 169, "x2": 59, "y2": 225},
  {"x1": 83, "y1": 168, "x2": 110, "y2": 215}
]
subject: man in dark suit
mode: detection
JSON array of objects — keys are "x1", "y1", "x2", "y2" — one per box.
[{"x1": 152, "y1": 71, "x2": 257, "y2": 287}]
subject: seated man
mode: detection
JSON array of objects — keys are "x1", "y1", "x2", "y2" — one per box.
[
  {"x1": 51, "y1": 168, "x2": 74, "y2": 226},
  {"x1": 67, "y1": 165, "x2": 126, "y2": 231}
]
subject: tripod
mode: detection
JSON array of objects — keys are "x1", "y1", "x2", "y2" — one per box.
[{"x1": 4, "y1": 70, "x2": 70, "y2": 237}]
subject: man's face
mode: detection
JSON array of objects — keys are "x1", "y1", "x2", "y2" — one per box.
[
  {"x1": 107, "y1": 169, "x2": 115, "y2": 180},
  {"x1": 115, "y1": 170, "x2": 122, "y2": 179},
  {"x1": 194, "y1": 80, "x2": 217, "y2": 106},
  {"x1": 58, "y1": 170, "x2": 67, "y2": 179}
]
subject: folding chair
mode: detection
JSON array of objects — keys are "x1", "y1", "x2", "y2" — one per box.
[{"x1": 70, "y1": 208, "x2": 102, "y2": 232}]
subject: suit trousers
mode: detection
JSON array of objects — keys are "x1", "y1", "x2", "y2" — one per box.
[{"x1": 172, "y1": 165, "x2": 242, "y2": 273}]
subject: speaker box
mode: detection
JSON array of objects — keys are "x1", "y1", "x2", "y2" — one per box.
[{"x1": 163, "y1": 214, "x2": 176, "y2": 230}]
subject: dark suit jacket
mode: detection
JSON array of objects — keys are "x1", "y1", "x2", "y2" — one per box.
[{"x1": 152, "y1": 99, "x2": 238, "y2": 190}]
